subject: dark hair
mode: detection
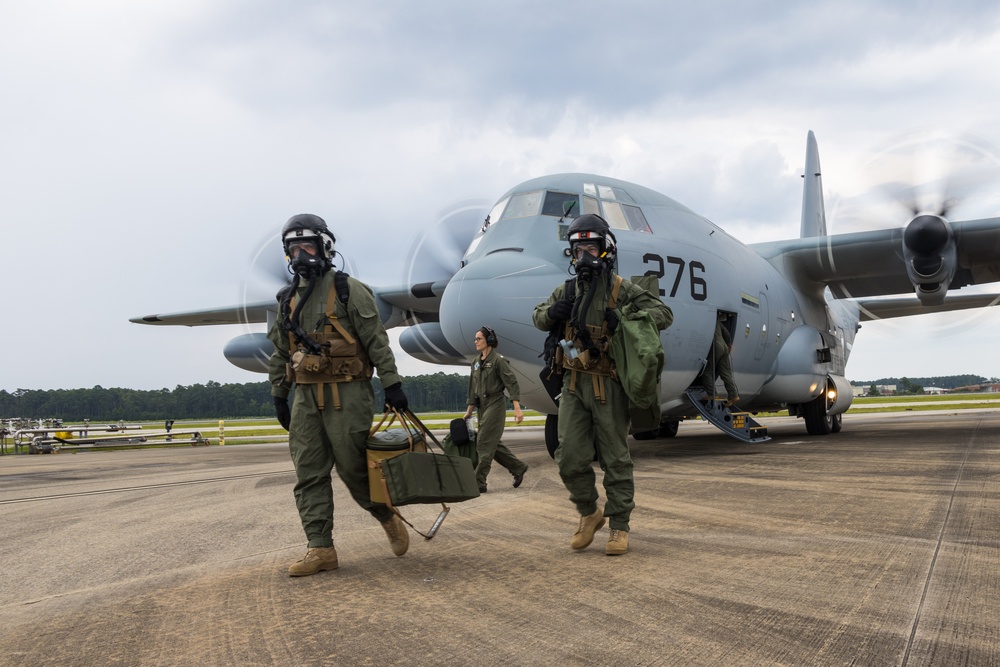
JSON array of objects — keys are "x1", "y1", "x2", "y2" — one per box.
[{"x1": 480, "y1": 325, "x2": 498, "y2": 348}]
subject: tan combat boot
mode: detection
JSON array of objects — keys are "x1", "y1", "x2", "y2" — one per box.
[
  {"x1": 382, "y1": 514, "x2": 409, "y2": 557},
  {"x1": 288, "y1": 546, "x2": 339, "y2": 577},
  {"x1": 570, "y1": 507, "x2": 606, "y2": 550},
  {"x1": 606, "y1": 528, "x2": 629, "y2": 555}
]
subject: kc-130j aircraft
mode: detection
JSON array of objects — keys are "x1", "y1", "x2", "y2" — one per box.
[{"x1": 132, "y1": 132, "x2": 1000, "y2": 447}]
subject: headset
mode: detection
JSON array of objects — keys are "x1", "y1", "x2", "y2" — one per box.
[{"x1": 480, "y1": 325, "x2": 498, "y2": 348}]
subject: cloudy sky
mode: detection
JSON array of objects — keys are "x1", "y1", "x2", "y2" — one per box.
[{"x1": 4, "y1": 0, "x2": 1000, "y2": 393}]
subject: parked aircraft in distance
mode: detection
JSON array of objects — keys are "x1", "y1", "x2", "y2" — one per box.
[{"x1": 132, "y1": 131, "x2": 1000, "y2": 452}]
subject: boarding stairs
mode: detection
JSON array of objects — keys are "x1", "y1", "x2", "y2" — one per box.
[{"x1": 685, "y1": 389, "x2": 770, "y2": 443}]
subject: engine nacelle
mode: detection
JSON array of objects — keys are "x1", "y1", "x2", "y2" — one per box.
[
  {"x1": 902, "y1": 214, "x2": 957, "y2": 306},
  {"x1": 223, "y1": 333, "x2": 273, "y2": 373},
  {"x1": 826, "y1": 374, "x2": 854, "y2": 416},
  {"x1": 398, "y1": 323, "x2": 468, "y2": 366}
]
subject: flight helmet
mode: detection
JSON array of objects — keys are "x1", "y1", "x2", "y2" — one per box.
[
  {"x1": 282, "y1": 213, "x2": 336, "y2": 276},
  {"x1": 567, "y1": 213, "x2": 616, "y2": 276}
]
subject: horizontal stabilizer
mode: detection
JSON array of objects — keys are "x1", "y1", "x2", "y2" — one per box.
[{"x1": 855, "y1": 293, "x2": 1000, "y2": 321}]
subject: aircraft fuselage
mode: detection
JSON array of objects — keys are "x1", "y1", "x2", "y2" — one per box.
[{"x1": 437, "y1": 173, "x2": 856, "y2": 419}]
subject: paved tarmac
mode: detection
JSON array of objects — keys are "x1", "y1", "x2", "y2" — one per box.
[{"x1": 1, "y1": 410, "x2": 997, "y2": 667}]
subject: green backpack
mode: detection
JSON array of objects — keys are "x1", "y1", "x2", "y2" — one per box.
[{"x1": 609, "y1": 275, "x2": 665, "y2": 413}]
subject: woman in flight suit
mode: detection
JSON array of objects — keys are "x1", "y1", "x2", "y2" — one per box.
[{"x1": 464, "y1": 325, "x2": 528, "y2": 493}]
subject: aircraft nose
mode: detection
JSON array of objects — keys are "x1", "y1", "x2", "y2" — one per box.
[{"x1": 439, "y1": 251, "x2": 567, "y2": 359}]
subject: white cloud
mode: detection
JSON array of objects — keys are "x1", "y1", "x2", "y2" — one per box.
[{"x1": 5, "y1": 1, "x2": 1000, "y2": 391}]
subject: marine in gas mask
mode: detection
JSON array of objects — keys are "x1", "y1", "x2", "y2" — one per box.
[
  {"x1": 267, "y1": 213, "x2": 411, "y2": 577},
  {"x1": 533, "y1": 213, "x2": 673, "y2": 556}
]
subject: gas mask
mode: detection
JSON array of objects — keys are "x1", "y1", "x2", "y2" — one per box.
[
  {"x1": 286, "y1": 239, "x2": 331, "y2": 279},
  {"x1": 576, "y1": 252, "x2": 605, "y2": 281}
]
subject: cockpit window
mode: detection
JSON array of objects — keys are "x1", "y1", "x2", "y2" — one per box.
[
  {"x1": 500, "y1": 191, "x2": 543, "y2": 220},
  {"x1": 484, "y1": 197, "x2": 509, "y2": 232},
  {"x1": 612, "y1": 187, "x2": 636, "y2": 204},
  {"x1": 542, "y1": 191, "x2": 579, "y2": 218},
  {"x1": 601, "y1": 202, "x2": 630, "y2": 231},
  {"x1": 623, "y1": 204, "x2": 651, "y2": 232}
]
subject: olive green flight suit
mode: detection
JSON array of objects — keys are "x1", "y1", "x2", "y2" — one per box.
[
  {"x1": 533, "y1": 274, "x2": 672, "y2": 532},
  {"x1": 699, "y1": 319, "x2": 738, "y2": 400},
  {"x1": 268, "y1": 271, "x2": 402, "y2": 548},
  {"x1": 467, "y1": 348, "x2": 527, "y2": 489}
]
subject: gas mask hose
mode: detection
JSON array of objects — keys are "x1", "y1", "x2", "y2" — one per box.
[{"x1": 287, "y1": 274, "x2": 323, "y2": 355}]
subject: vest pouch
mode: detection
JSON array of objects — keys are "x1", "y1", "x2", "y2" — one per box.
[
  {"x1": 328, "y1": 356, "x2": 367, "y2": 378},
  {"x1": 315, "y1": 331, "x2": 371, "y2": 378},
  {"x1": 291, "y1": 351, "x2": 329, "y2": 374},
  {"x1": 323, "y1": 334, "x2": 360, "y2": 358}
]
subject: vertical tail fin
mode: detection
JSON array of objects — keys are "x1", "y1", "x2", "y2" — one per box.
[{"x1": 800, "y1": 130, "x2": 828, "y2": 238}]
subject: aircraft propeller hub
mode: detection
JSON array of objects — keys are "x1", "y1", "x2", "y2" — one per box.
[{"x1": 904, "y1": 214, "x2": 951, "y2": 256}]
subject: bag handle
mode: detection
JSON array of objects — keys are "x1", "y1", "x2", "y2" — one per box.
[
  {"x1": 368, "y1": 407, "x2": 398, "y2": 438},
  {"x1": 369, "y1": 407, "x2": 423, "y2": 451},
  {"x1": 399, "y1": 409, "x2": 445, "y2": 453}
]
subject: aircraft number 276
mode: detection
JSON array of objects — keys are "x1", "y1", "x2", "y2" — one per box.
[{"x1": 642, "y1": 253, "x2": 707, "y2": 301}]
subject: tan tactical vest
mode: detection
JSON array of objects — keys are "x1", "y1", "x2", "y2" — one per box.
[
  {"x1": 286, "y1": 286, "x2": 372, "y2": 410},
  {"x1": 557, "y1": 275, "x2": 622, "y2": 404}
]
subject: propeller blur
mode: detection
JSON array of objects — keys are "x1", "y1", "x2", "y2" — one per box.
[{"x1": 130, "y1": 131, "x2": 1000, "y2": 443}]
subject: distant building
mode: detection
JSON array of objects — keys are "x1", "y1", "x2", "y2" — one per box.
[
  {"x1": 851, "y1": 384, "x2": 897, "y2": 397},
  {"x1": 923, "y1": 387, "x2": 947, "y2": 395}
]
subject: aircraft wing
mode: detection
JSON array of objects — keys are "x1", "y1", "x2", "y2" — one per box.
[
  {"x1": 129, "y1": 279, "x2": 451, "y2": 329},
  {"x1": 129, "y1": 301, "x2": 274, "y2": 326},
  {"x1": 751, "y1": 216, "x2": 1000, "y2": 299}
]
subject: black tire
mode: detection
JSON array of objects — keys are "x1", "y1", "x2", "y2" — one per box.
[
  {"x1": 803, "y1": 394, "x2": 832, "y2": 435},
  {"x1": 658, "y1": 419, "x2": 679, "y2": 438},
  {"x1": 544, "y1": 414, "x2": 559, "y2": 459},
  {"x1": 830, "y1": 413, "x2": 842, "y2": 433}
]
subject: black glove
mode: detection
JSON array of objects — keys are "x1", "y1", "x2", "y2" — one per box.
[
  {"x1": 605, "y1": 308, "x2": 620, "y2": 335},
  {"x1": 548, "y1": 298, "x2": 573, "y2": 321},
  {"x1": 384, "y1": 383, "x2": 408, "y2": 411},
  {"x1": 274, "y1": 397, "x2": 291, "y2": 431}
]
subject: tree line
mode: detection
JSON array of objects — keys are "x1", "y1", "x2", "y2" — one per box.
[
  {"x1": 0, "y1": 372, "x2": 475, "y2": 422},
  {"x1": 856, "y1": 374, "x2": 995, "y2": 392}
]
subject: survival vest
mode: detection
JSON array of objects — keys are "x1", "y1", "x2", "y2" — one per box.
[
  {"x1": 553, "y1": 275, "x2": 623, "y2": 404},
  {"x1": 286, "y1": 271, "x2": 373, "y2": 410}
]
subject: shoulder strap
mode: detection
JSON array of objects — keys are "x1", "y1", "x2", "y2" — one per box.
[
  {"x1": 564, "y1": 278, "x2": 575, "y2": 302},
  {"x1": 608, "y1": 275, "x2": 624, "y2": 310}
]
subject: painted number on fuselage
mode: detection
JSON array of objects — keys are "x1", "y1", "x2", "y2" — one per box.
[{"x1": 642, "y1": 253, "x2": 707, "y2": 301}]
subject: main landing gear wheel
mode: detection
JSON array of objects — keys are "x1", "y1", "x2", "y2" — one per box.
[
  {"x1": 830, "y1": 412, "x2": 843, "y2": 433},
  {"x1": 658, "y1": 419, "x2": 679, "y2": 438},
  {"x1": 803, "y1": 394, "x2": 833, "y2": 435}
]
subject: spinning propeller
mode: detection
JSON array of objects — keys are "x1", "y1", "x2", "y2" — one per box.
[
  {"x1": 833, "y1": 130, "x2": 1000, "y2": 306},
  {"x1": 397, "y1": 199, "x2": 491, "y2": 365}
]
